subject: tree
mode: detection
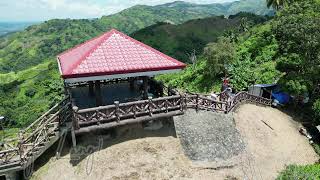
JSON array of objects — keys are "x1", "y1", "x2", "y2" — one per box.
[
  {"x1": 203, "y1": 37, "x2": 236, "y2": 79},
  {"x1": 266, "y1": 0, "x2": 292, "y2": 10},
  {"x1": 187, "y1": 49, "x2": 197, "y2": 69},
  {"x1": 273, "y1": 0, "x2": 320, "y2": 97}
]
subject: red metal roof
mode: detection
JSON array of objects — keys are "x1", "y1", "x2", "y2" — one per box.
[{"x1": 57, "y1": 29, "x2": 186, "y2": 79}]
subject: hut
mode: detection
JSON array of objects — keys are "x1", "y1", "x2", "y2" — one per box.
[{"x1": 57, "y1": 29, "x2": 186, "y2": 109}]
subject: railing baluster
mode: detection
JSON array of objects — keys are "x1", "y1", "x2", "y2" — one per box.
[
  {"x1": 133, "y1": 105, "x2": 137, "y2": 119},
  {"x1": 115, "y1": 101, "x2": 120, "y2": 122},
  {"x1": 148, "y1": 97, "x2": 153, "y2": 117},
  {"x1": 196, "y1": 94, "x2": 199, "y2": 112}
]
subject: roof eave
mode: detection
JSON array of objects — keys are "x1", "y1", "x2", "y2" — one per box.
[{"x1": 62, "y1": 68, "x2": 184, "y2": 84}]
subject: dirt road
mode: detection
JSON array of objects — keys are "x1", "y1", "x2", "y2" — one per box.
[{"x1": 31, "y1": 104, "x2": 318, "y2": 180}]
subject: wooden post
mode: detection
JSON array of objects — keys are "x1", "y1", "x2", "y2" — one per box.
[
  {"x1": 196, "y1": 94, "x2": 199, "y2": 112},
  {"x1": 225, "y1": 102, "x2": 229, "y2": 114},
  {"x1": 63, "y1": 82, "x2": 72, "y2": 98},
  {"x1": 129, "y1": 77, "x2": 135, "y2": 91},
  {"x1": 71, "y1": 126, "x2": 77, "y2": 148},
  {"x1": 159, "y1": 82, "x2": 164, "y2": 97},
  {"x1": 148, "y1": 97, "x2": 153, "y2": 116},
  {"x1": 89, "y1": 81, "x2": 94, "y2": 97},
  {"x1": 71, "y1": 106, "x2": 79, "y2": 147},
  {"x1": 143, "y1": 76, "x2": 148, "y2": 99},
  {"x1": 180, "y1": 94, "x2": 184, "y2": 112},
  {"x1": 95, "y1": 80, "x2": 102, "y2": 106},
  {"x1": 18, "y1": 130, "x2": 24, "y2": 161},
  {"x1": 184, "y1": 94, "x2": 188, "y2": 110}
]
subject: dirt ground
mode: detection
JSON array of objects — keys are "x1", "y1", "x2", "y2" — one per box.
[{"x1": 31, "y1": 104, "x2": 319, "y2": 180}]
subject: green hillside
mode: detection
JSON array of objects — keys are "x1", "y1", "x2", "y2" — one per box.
[
  {"x1": 0, "y1": 0, "x2": 273, "y2": 73},
  {"x1": 132, "y1": 13, "x2": 269, "y2": 63},
  {"x1": 158, "y1": 0, "x2": 320, "y2": 127},
  {"x1": 0, "y1": 13, "x2": 267, "y2": 128},
  {"x1": 1, "y1": 0, "x2": 319, "y2": 177},
  {"x1": 0, "y1": 0, "x2": 273, "y2": 127},
  {"x1": 226, "y1": 0, "x2": 275, "y2": 16}
]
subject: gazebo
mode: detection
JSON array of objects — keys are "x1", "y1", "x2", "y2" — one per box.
[{"x1": 57, "y1": 29, "x2": 186, "y2": 109}]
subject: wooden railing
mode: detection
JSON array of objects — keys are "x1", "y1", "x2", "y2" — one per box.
[
  {"x1": 0, "y1": 90, "x2": 272, "y2": 170},
  {"x1": 226, "y1": 91, "x2": 272, "y2": 113},
  {"x1": 0, "y1": 97, "x2": 71, "y2": 170},
  {"x1": 0, "y1": 147, "x2": 21, "y2": 168},
  {"x1": 21, "y1": 97, "x2": 71, "y2": 136},
  {"x1": 185, "y1": 94, "x2": 227, "y2": 112},
  {"x1": 73, "y1": 95, "x2": 185, "y2": 128},
  {"x1": 73, "y1": 94, "x2": 231, "y2": 129},
  {"x1": 19, "y1": 97, "x2": 71, "y2": 162}
]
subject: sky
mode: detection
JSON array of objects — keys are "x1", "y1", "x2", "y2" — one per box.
[{"x1": 0, "y1": 0, "x2": 237, "y2": 22}]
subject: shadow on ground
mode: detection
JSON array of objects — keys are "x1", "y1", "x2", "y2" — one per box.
[{"x1": 68, "y1": 117, "x2": 176, "y2": 166}]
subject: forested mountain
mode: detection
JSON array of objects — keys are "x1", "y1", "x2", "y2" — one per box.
[
  {"x1": 159, "y1": 0, "x2": 320, "y2": 129},
  {"x1": 1, "y1": 0, "x2": 319, "y2": 178},
  {"x1": 156, "y1": 0, "x2": 274, "y2": 16},
  {"x1": 0, "y1": 0, "x2": 273, "y2": 127},
  {"x1": 97, "y1": 0, "x2": 273, "y2": 33},
  {"x1": 132, "y1": 13, "x2": 269, "y2": 62},
  {"x1": 0, "y1": 0, "x2": 273, "y2": 73},
  {"x1": 226, "y1": 0, "x2": 274, "y2": 15}
]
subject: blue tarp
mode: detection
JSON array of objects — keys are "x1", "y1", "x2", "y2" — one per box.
[
  {"x1": 272, "y1": 92, "x2": 291, "y2": 104},
  {"x1": 254, "y1": 84, "x2": 277, "y2": 88}
]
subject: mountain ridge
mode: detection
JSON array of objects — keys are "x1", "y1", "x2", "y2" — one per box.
[
  {"x1": 0, "y1": 0, "x2": 273, "y2": 127},
  {"x1": 0, "y1": 0, "x2": 273, "y2": 73}
]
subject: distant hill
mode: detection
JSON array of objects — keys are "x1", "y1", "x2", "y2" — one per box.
[
  {"x1": 225, "y1": 0, "x2": 275, "y2": 16},
  {"x1": 0, "y1": 0, "x2": 273, "y2": 73},
  {"x1": 0, "y1": 0, "x2": 273, "y2": 127},
  {"x1": 132, "y1": 13, "x2": 269, "y2": 63},
  {"x1": 156, "y1": 0, "x2": 274, "y2": 16},
  {"x1": 97, "y1": 0, "x2": 273, "y2": 33},
  {"x1": 0, "y1": 22, "x2": 38, "y2": 37}
]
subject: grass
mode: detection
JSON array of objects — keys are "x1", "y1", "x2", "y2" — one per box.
[
  {"x1": 0, "y1": 127, "x2": 19, "y2": 140},
  {"x1": 276, "y1": 164, "x2": 320, "y2": 180}
]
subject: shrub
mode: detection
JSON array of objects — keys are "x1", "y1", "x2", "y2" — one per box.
[
  {"x1": 277, "y1": 164, "x2": 320, "y2": 179},
  {"x1": 313, "y1": 99, "x2": 320, "y2": 120},
  {"x1": 25, "y1": 88, "x2": 36, "y2": 97}
]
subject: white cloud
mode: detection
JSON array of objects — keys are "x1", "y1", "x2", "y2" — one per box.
[{"x1": 40, "y1": 0, "x2": 104, "y2": 16}]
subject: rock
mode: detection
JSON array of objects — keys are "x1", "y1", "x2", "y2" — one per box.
[{"x1": 174, "y1": 109, "x2": 245, "y2": 165}]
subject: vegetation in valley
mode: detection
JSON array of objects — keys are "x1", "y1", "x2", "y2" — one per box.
[
  {"x1": 156, "y1": 0, "x2": 320, "y2": 177},
  {"x1": 0, "y1": 0, "x2": 272, "y2": 128},
  {"x1": 0, "y1": 0, "x2": 272, "y2": 74},
  {"x1": 157, "y1": 17, "x2": 280, "y2": 92},
  {"x1": 132, "y1": 13, "x2": 269, "y2": 63},
  {"x1": 159, "y1": 0, "x2": 320, "y2": 123},
  {"x1": 0, "y1": 0, "x2": 319, "y2": 178}
]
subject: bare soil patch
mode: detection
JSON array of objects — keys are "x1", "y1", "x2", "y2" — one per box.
[{"x1": 31, "y1": 104, "x2": 318, "y2": 180}]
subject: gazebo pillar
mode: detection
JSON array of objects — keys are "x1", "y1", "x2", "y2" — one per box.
[
  {"x1": 142, "y1": 76, "x2": 148, "y2": 99},
  {"x1": 88, "y1": 81, "x2": 94, "y2": 97},
  {"x1": 95, "y1": 80, "x2": 102, "y2": 106},
  {"x1": 129, "y1": 77, "x2": 135, "y2": 91}
]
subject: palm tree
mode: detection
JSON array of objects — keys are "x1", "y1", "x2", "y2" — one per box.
[{"x1": 266, "y1": 0, "x2": 292, "y2": 10}]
